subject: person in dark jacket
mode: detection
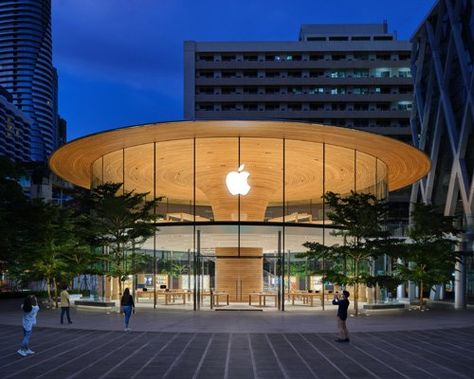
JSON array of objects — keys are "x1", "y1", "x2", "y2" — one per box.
[
  {"x1": 332, "y1": 290, "x2": 350, "y2": 342},
  {"x1": 120, "y1": 288, "x2": 135, "y2": 331}
]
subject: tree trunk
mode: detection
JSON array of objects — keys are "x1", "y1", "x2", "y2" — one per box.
[
  {"x1": 53, "y1": 277, "x2": 58, "y2": 309},
  {"x1": 46, "y1": 278, "x2": 52, "y2": 308},
  {"x1": 354, "y1": 259, "x2": 359, "y2": 316},
  {"x1": 118, "y1": 276, "x2": 122, "y2": 298},
  {"x1": 419, "y1": 280, "x2": 424, "y2": 311}
]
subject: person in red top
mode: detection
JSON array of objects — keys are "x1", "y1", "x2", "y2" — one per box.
[{"x1": 332, "y1": 290, "x2": 350, "y2": 343}]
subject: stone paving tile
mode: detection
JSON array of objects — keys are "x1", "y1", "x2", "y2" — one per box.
[{"x1": 0, "y1": 326, "x2": 473, "y2": 379}]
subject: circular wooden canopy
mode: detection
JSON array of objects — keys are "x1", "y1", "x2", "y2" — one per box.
[{"x1": 50, "y1": 120, "x2": 430, "y2": 220}]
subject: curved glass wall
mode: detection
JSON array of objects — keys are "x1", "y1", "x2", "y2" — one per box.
[{"x1": 91, "y1": 138, "x2": 388, "y2": 310}]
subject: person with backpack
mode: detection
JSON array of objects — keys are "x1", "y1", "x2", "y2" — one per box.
[
  {"x1": 18, "y1": 295, "x2": 40, "y2": 356},
  {"x1": 120, "y1": 288, "x2": 135, "y2": 331},
  {"x1": 332, "y1": 290, "x2": 350, "y2": 343}
]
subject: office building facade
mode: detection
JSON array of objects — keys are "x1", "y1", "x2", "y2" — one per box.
[
  {"x1": 0, "y1": 85, "x2": 31, "y2": 162},
  {"x1": 184, "y1": 23, "x2": 413, "y2": 142},
  {"x1": 410, "y1": 0, "x2": 474, "y2": 305},
  {"x1": 0, "y1": 0, "x2": 59, "y2": 162}
]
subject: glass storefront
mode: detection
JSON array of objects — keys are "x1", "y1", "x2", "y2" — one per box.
[{"x1": 90, "y1": 137, "x2": 388, "y2": 310}]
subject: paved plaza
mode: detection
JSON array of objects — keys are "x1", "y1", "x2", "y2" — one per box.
[{"x1": 0, "y1": 300, "x2": 473, "y2": 378}]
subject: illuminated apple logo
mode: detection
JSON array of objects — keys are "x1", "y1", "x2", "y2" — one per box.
[{"x1": 226, "y1": 164, "x2": 251, "y2": 196}]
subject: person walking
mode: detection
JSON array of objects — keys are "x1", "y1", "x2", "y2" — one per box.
[
  {"x1": 332, "y1": 290, "x2": 350, "y2": 343},
  {"x1": 120, "y1": 288, "x2": 135, "y2": 331},
  {"x1": 18, "y1": 295, "x2": 40, "y2": 356},
  {"x1": 60, "y1": 284, "x2": 72, "y2": 324}
]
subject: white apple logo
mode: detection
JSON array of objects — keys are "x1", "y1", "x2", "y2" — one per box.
[{"x1": 226, "y1": 164, "x2": 251, "y2": 196}]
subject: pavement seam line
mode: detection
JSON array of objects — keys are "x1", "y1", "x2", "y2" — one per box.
[
  {"x1": 0, "y1": 328, "x2": 67, "y2": 356},
  {"x1": 35, "y1": 331, "x2": 130, "y2": 379},
  {"x1": 0, "y1": 330, "x2": 97, "y2": 370},
  {"x1": 298, "y1": 333, "x2": 350, "y2": 379},
  {"x1": 65, "y1": 332, "x2": 148, "y2": 379},
  {"x1": 98, "y1": 339, "x2": 151, "y2": 379},
  {"x1": 312, "y1": 334, "x2": 382, "y2": 379},
  {"x1": 224, "y1": 332, "x2": 232, "y2": 379},
  {"x1": 247, "y1": 334, "x2": 258, "y2": 379},
  {"x1": 162, "y1": 333, "x2": 197, "y2": 379},
  {"x1": 129, "y1": 333, "x2": 179, "y2": 379},
  {"x1": 192, "y1": 333, "x2": 214, "y2": 379},
  {"x1": 281, "y1": 334, "x2": 320, "y2": 379},
  {"x1": 382, "y1": 331, "x2": 474, "y2": 371},
  {"x1": 264, "y1": 333, "x2": 291, "y2": 379},
  {"x1": 344, "y1": 337, "x2": 411, "y2": 379},
  {"x1": 366, "y1": 332, "x2": 471, "y2": 379},
  {"x1": 354, "y1": 333, "x2": 440, "y2": 379}
]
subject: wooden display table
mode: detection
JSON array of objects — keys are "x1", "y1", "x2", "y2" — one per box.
[
  {"x1": 213, "y1": 292, "x2": 230, "y2": 306},
  {"x1": 163, "y1": 291, "x2": 187, "y2": 305},
  {"x1": 289, "y1": 292, "x2": 321, "y2": 307},
  {"x1": 248, "y1": 292, "x2": 277, "y2": 307},
  {"x1": 201, "y1": 291, "x2": 230, "y2": 307},
  {"x1": 136, "y1": 291, "x2": 153, "y2": 302}
]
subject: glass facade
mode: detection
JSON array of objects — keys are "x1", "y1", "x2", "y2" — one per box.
[{"x1": 90, "y1": 137, "x2": 388, "y2": 310}]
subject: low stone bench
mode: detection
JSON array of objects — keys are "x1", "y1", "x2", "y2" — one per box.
[
  {"x1": 74, "y1": 300, "x2": 116, "y2": 312},
  {"x1": 363, "y1": 303, "x2": 405, "y2": 310}
]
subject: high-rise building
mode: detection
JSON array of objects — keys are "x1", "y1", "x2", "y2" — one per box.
[
  {"x1": 0, "y1": 0, "x2": 59, "y2": 162},
  {"x1": 184, "y1": 23, "x2": 413, "y2": 142},
  {"x1": 410, "y1": 0, "x2": 473, "y2": 306},
  {"x1": 0, "y1": 85, "x2": 31, "y2": 162}
]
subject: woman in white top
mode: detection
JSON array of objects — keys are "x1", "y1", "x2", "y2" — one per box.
[{"x1": 18, "y1": 295, "x2": 40, "y2": 356}]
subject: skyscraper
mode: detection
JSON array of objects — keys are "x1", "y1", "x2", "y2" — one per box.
[
  {"x1": 410, "y1": 0, "x2": 473, "y2": 307},
  {"x1": 0, "y1": 0, "x2": 59, "y2": 162}
]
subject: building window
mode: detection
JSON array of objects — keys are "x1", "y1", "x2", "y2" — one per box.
[
  {"x1": 309, "y1": 54, "x2": 324, "y2": 61},
  {"x1": 222, "y1": 55, "x2": 236, "y2": 62},
  {"x1": 397, "y1": 101, "x2": 412, "y2": 111},
  {"x1": 330, "y1": 71, "x2": 345, "y2": 78},
  {"x1": 374, "y1": 36, "x2": 393, "y2": 41},
  {"x1": 265, "y1": 103, "x2": 279, "y2": 111},
  {"x1": 309, "y1": 70, "x2": 324, "y2": 78},
  {"x1": 376, "y1": 53, "x2": 391, "y2": 61},
  {"x1": 309, "y1": 103, "x2": 324, "y2": 111},
  {"x1": 288, "y1": 71, "x2": 302, "y2": 78},
  {"x1": 398, "y1": 68, "x2": 412, "y2": 78},
  {"x1": 330, "y1": 87, "x2": 346, "y2": 95},
  {"x1": 329, "y1": 36, "x2": 349, "y2": 41},
  {"x1": 332, "y1": 54, "x2": 346, "y2": 61},
  {"x1": 354, "y1": 103, "x2": 369, "y2": 111},
  {"x1": 243, "y1": 55, "x2": 258, "y2": 61},
  {"x1": 352, "y1": 36, "x2": 370, "y2": 41},
  {"x1": 307, "y1": 36, "x2": 326, "y2": 41},
  {"x1": 353, "y1": 70, "x2": 369, "y2": 78},
  {"x1": 289, "y1": 87, "x2": 302, "y2": 95},
  {"x1": 198, "y1": 54, "x2": 214, "y2": 62},
  {"x1": 265, "y1": 87, "x2": 280, "y2": 94},
  {"x1": 266, "y1": 71, "x2": 281, "y2": 78},
  {"x1": 354, "y1": 53, "x2": 368, "y2": 61},
  {"x1": 308, "y1": 87, "x2": 324, "y2": 95}
]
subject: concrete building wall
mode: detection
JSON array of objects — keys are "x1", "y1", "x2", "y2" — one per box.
[{"x1": 184, "y1": 23, "x2": 413, "y2": 143}]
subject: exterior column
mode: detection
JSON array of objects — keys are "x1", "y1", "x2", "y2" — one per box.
[
  {"x1": 454, "y1": 256, "x2": 466, "y2": 309},
  {"x1": 396, "y1": 258, "x2": 405, "y2": 300},
  {"x1": 407, "y1": 263, "x2": 416, "y2": 302}
]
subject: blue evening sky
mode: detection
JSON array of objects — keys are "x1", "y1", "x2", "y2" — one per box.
[{"x1": 52, "y1": 0, "x2": 436, "y2": 141}]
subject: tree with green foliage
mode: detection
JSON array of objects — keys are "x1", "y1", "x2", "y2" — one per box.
[
  {"x1": 76, "y1": 183, "x2": 158, "y2": 297},
  {"x1": 17, "y1": 201, "x2": 91, "y2": 307},
  {"x1": 394, "y1": 203, "x2": 459, "y2": 310},
  {"x1": 301, "y1": 191, "x2": 399, "y2": 315},
  {"x1": 0, "y1": 156, "x2": 29, "y2": 283}
]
